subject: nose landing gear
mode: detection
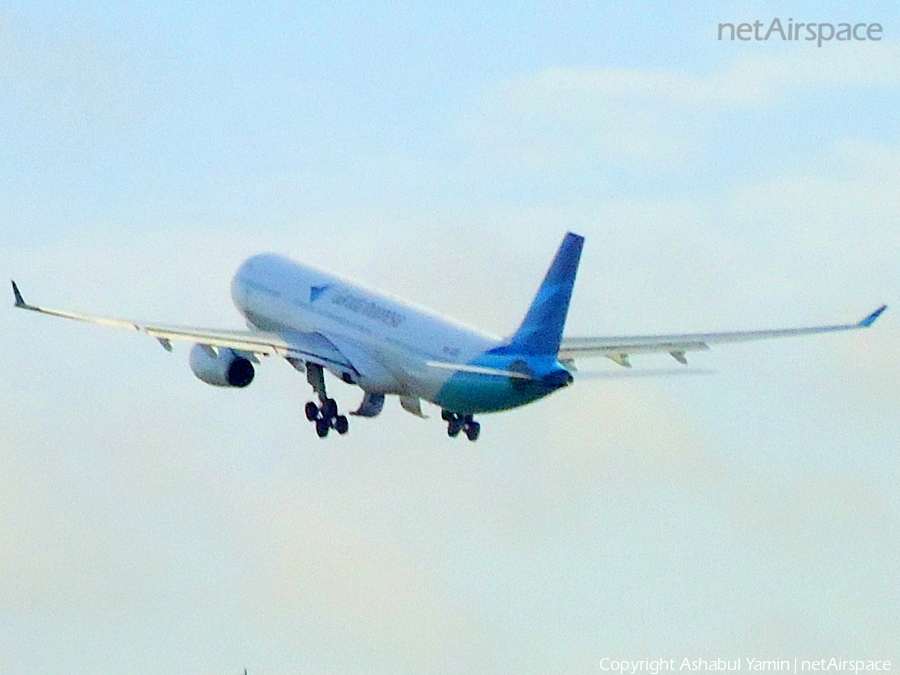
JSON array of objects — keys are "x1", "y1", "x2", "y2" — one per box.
[{"x1": 442, "y1": 410, "x2": 480, "y2": 441}]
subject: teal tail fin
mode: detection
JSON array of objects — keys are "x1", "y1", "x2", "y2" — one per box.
[{"x1": 506, "y1": 232, "x2": 584, "y2": 355}]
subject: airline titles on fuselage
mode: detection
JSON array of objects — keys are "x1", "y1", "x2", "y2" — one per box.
[{"x1": 330, "y1": 291, "x2": 405, "y2": 329}]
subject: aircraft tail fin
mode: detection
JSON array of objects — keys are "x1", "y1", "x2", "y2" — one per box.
[{"x1": 508, "y1": 232, "x2": 584, "y2": 355}]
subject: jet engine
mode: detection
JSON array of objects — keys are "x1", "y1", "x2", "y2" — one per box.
[{"x1": 189, "y1": 344, "x2": 255, "y2": 388}]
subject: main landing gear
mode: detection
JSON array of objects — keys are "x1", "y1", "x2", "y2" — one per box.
[
  {"x1": 304, "y1": 363, "x2": 348, "y2": 438},
  {"x1": 442, "y1": 410, "x2": 480, "y2": 441}
]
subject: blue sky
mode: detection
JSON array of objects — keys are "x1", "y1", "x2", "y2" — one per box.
[{"x1": 2, "y1": 2, "x2": 899, "y2": 674}]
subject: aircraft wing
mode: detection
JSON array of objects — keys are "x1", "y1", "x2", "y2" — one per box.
[
  {"x1": 558, "y1": 305, "x2": 887, "y2": 367},
  {"x1": 10, "y1": 280, "x2": 351, "y2": 368}
]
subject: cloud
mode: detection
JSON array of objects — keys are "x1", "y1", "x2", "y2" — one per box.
[
  {"x1": 460, "y1": 43, "x2": 900, "y2": 174},
  {"x1": 3, "y1": 37, "x2": 899, "y2": 670},
  {"x1": 3, "y1": 208, "x2": 899, "y2": 672}
]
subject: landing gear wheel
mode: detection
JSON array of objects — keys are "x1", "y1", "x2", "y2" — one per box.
[
  {"x1": 304, "y1": 363, "x2": 347, "y2": 438},
  {"x1": 464, "y1": 421, "x2": 481, "y2": 442},
  {"x1": 441, "y1": 409, "x2": 453, "y2": 422},
  {"x1": 334, "y1": 415, "x2": 349, "y2": 435},
  {"x1": 447, "y1": 416, "x2": 463, "y2": 437},
  {"x1": 322, "y1": 398, "x2": 338, "y2": 420}
]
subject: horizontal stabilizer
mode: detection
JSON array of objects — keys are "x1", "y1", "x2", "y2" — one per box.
[{"x1": 426, "y1": 360, "x2": 534, "y2": 379}]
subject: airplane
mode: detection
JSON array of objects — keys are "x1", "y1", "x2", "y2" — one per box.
[{"x1": 11, "y1": 232, "x2": 886, "y2": 441}]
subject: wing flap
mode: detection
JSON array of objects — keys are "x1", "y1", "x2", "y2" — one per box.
[
  {"x1": 10, "y1": 280, "x2": 335, "y2": 361},
  {"x1": 558, "y1": 306, "x2": 887, "y2": 366}
]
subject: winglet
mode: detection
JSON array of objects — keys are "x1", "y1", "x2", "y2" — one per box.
[
  {"x1": 858, "y1": 304, "x2": 887, "y2": 328},
  {"x1": 11, "y1": 280, "x2": 28, "y2": 309}
]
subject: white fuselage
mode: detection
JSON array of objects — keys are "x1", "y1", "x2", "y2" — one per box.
[{"x1": 230, "y1": 253, "x2": 503, "y2": 401}]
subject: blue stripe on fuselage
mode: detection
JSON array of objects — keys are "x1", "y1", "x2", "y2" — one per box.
[{"x1": 433, "y1": 353, "x2": 573, "y2": 414}]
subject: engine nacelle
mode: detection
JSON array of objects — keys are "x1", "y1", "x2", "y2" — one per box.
[{"x1": 189, "y1": 344, "x2": 255, "y2": 388}]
